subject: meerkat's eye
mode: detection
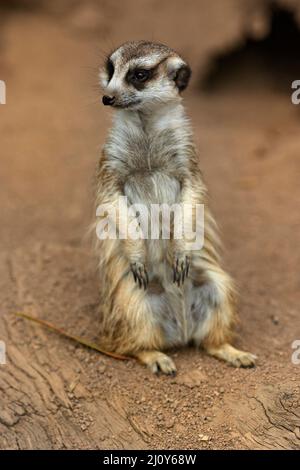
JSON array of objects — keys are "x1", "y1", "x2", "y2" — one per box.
[
  {"x1": 126, "y1": 67, "x2": 153, "y2": 89},
  {"x1": 133, "y1": 69, "x2": 150, "y2": 82},
  {"x1": 106, "y1": 58, "x2": 114, "y2": 82}
]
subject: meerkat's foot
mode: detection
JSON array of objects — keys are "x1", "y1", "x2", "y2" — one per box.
[
  {"x1": 205, "y1": 343, "x2": 257, "y2": 368},
  {"x1": 136, "y1": 350, "x2": 177, "y2": 376}
]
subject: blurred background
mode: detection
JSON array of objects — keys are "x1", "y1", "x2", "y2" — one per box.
[
  {"x1": 1, "y1": 0, "x2": 300, "y2": 246},
  {"x1": 0, "y1": 0, "x2": 299, "y2": 450},
  {"x1": 1, "y1": 0, "x2": 300, "y2": 248}
]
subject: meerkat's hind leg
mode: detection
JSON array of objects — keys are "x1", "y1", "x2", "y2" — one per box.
[
  {"x1": 191, "y1": 266, "x2": 257, "y2": 368},
  {"x1": 205, "y1": 343, "x2": 257, "y2": 368},
  {"x1": 135, "y1": 350, "x2": 177, "y2": 376}
]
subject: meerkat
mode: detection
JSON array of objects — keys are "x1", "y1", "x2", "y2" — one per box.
[{"x1": 93, "y1": 40, "x2": 256, "y2": 375}]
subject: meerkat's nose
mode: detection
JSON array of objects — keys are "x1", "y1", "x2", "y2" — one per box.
[{"x1": 102, "y1": 95, "x2": 115, "y2": 106}]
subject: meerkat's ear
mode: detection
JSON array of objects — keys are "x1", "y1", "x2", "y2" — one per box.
[{"x1": 167, "y1": 57, "x2": 192, "y2": 92}]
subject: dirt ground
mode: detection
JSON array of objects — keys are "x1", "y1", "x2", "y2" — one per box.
[{"x1": 0, "y1": 4, "x2": 300, "y2": 450}]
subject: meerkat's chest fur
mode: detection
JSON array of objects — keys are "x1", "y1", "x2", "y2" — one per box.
[{"x1": 104, "y1": 104, "x2": 192, "y2": 207}]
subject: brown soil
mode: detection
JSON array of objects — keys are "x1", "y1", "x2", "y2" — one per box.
[{"x1": 0, "y1": 5, "x2": 299, "y2": 450}]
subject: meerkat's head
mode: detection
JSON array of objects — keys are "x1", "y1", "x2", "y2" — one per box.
[{"x1": 100, "y1": 41, "x2": 191, "y2": 111}]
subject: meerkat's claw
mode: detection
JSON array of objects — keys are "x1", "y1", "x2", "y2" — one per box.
[
  {"x1": 130, "y1": 262, "x2": 149, "y2": 290},
  {"x1": 173, "y1": 256, "x2": 190, "y2": 286},
  {"x1": 136, "y1": 351, "x2": 177, "y2": 376},
  {"x1": 231, "y1": 352, "x2": 257, "y2": 368}
]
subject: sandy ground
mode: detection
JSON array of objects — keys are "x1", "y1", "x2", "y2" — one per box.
[{"x1": 0, "y1": 9, "x2": 300, "y2": 449}]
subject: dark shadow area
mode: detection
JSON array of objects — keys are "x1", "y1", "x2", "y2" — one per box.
[
  {"x1": 201, "y1": 5, "x2": 300, "y2": 93},
  {"x1": 0, "y1": 0, "x2": 39, "y2": 12}
]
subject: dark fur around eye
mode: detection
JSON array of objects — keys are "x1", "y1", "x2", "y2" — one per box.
[
  {"x1": 106, "y1": 58, "x2": 114, "y2": 82},
  {"x1": 126, "y1": 68, "x2": 153, "y2": 89}
]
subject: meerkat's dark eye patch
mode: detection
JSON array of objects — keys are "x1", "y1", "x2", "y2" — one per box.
[
  {"x1": 126, "y1": 68, "x2": 154, "y2": 89},
  {"x1": 106, "y1": 58, "x2": 114, "y2": 82}
]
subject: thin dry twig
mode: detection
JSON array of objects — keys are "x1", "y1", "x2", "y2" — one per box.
[{"x1": 13, "y1": 311, "x2": 130, "y2": 361}]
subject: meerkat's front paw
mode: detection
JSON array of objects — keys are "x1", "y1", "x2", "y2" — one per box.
[
  {"x1": 173, "y1": 255, "x2": 190, "y2": 286},
  {"x1": 130, "y1": 261, "x2": 149, "y2": 290}
]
